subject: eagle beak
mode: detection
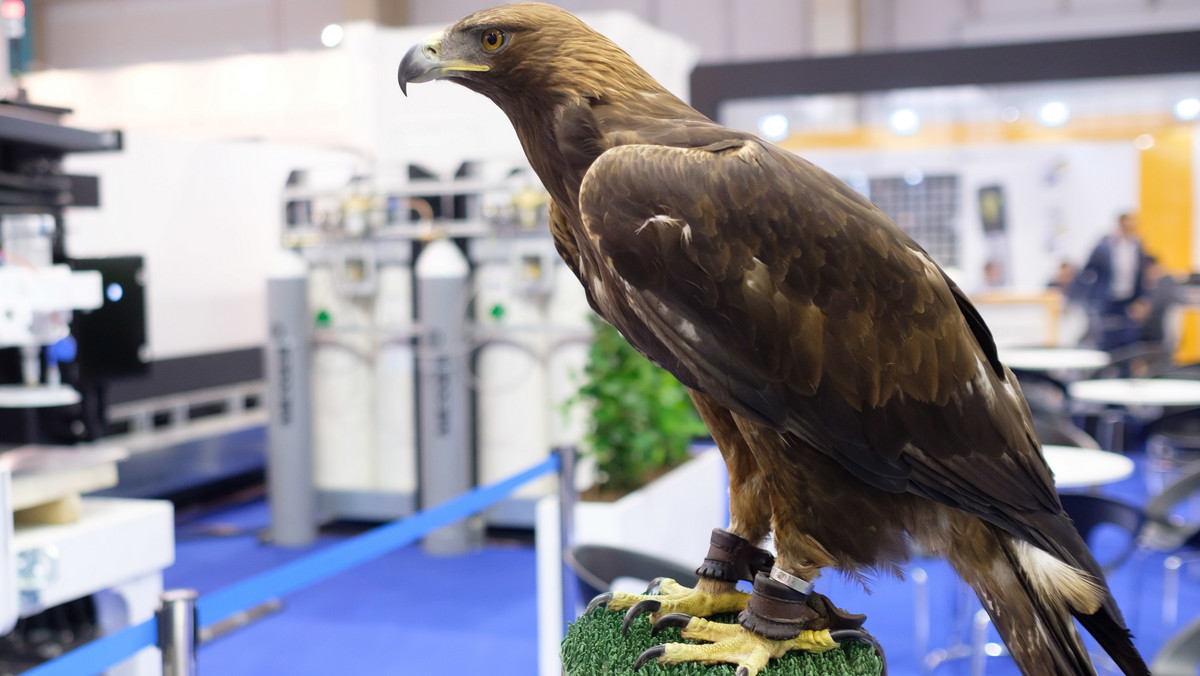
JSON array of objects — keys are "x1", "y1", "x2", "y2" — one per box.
[{"x1": 398, "y1": 32, "x2": 490, "y2": 96}]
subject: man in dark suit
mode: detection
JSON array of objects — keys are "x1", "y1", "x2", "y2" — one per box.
[{"x1": 1079, "y1": 212, "x2": 1149, "y2": 351}]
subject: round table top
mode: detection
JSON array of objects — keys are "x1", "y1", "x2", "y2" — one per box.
[
  {"x1": 1041, "y1": 445, "x2": 1135, "y2": 488},
  {"x1": 998, "y1": 347, "x2": 1111, "y2": 372},
  {"x1": 1068, "y1": 378, "x2": 1200, "y2": 407},
  {"x1": 0, "y1": 385, "x2": 81, "y2": 408}
]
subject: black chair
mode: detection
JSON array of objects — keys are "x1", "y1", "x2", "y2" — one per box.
[
  {"x1": 1150, "y1": 615, "x2": 1200, "y2": 676},
  {"x1": 1032, "y1": 409, "x2": 1101, "y2": 449},
  {"x1": 1097, "y1": 341, "x2": 1171, "y2": 379},
  {"x1": 1142, "y1": 460, "x2": 1200, "y2": 549},
  {"x1": 1147, "y1": 360, "x2": 1200, "y2": 380},
  {"x1": 566, "y1": 544, "x2": 699, "y2": 604},
  {"x1": 1057, "y1": 493, "x2": 1144, "y2": 573},
  {"x1": 1011, "y1": 368, "x2": 1072, "y2": 417},
  {"x1": 1138, "y1": 461, "x2": 1200, "y2": 626},
  {"x1": 1142, "y1": 407, "x2": 1200, "y2": 485}
]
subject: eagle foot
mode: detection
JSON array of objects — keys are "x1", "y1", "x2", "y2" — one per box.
[
  {"x1": 632, "y1": 615, "x2": 843, "y2": 676},
  {"x1": 585, "y1": 577, "x2": 750, "y2": 635}
]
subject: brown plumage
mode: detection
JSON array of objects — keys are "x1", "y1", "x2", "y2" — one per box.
[{"x1": 399, "y1": 5, "x2": 1148, "y2": 675}]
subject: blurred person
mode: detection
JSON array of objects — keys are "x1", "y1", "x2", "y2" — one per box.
[
  {"x1": 1078, "y1": 212, "x2": 1149, "y2": 350},
  {"x1": 1130, "y1": 256, "x2": 1181, "y2": 346},
  {"x1": 1047, "y1": 260, "x2": 1078, "y2": 294},
  {"x1": 982, "y1": 259, "x2": 1006, "y2": 289},
  {"x1": 1048, "y1": 260, "x2": 1090, "y2": 346}
]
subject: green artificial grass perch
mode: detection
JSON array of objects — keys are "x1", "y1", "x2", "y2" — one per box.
[{"x1": 563, "y1": 607, "x2": 885, "y2": 676}]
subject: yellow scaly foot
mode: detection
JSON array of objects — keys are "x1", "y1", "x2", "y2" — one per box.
[
  {"x1": 634, "y1": 615, "x2": 883, "y2": 676},
  {"x1": 586, "y1": 577, "x2": 749, "y2": 634}
]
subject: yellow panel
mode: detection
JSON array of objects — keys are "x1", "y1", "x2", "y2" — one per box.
[
  {"x1": 1139, "y1": 127, "x2": 1193, "y2": 273},
  {"x1": 1138, "y1": 126, "x2": 1195, "y2": 361}
]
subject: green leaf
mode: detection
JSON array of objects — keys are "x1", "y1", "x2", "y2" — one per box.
[{"x1": 570, "y1": 316, "x2": 711, "y2": 494}]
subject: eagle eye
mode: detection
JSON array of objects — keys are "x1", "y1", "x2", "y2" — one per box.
[{"x1": 480, "y1": 28, "x2": 505, "y2": 52}]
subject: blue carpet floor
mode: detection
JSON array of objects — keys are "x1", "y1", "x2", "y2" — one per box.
[
  {"x1": 167, "y1": 501, "x2": 539, "y2": 675},
  {"x1": 164, "y1": 451, "x2": 1200, "y2": 676}
]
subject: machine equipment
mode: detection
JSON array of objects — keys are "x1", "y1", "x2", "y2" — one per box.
[{"x1": 269, "y1": 159, "x2": 592, "y2": 547}]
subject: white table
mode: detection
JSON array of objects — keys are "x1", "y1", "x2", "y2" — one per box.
[
  {"x1": 1068, "y1": 378, "x2": 1200, "y2": 408},
  {"x1": 1041, "y1": 445, "x2": 1135, "y2": 489},
  {"x1": 998, "y1": 347, "x2": 1111, "y2": 373},
  {"x1": 2, "y1": 451, "x2": 174, "y2": 676}
]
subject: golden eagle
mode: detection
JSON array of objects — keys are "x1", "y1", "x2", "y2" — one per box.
[{"x1": 399, "y1": 5, "x2": 1148, "y2": 675}]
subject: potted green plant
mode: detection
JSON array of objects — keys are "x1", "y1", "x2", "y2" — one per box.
[
  {"x1": 574, "y1": 316, "x2": 710, "y2": 498},
  {"x1": 535, "y1": 316, "x2": 730, "y2": 676}
]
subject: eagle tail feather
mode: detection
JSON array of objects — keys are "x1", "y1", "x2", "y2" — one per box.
[
  {"x1": 1032, "y1": 520, "x2": 1150, "y2": 676},
  {"x1": 951, "y1": 523, "x2": 1147, "y2": 676},
  {"x1": 1025, "y1": 514, "x2": 1150, "y2": 676}
]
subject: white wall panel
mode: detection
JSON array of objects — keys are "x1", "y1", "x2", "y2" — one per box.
[
  {"x1": 42, "y1": 0, "x2": 279, "y2": 68},
  {"x1": 729, "y1": 0, "x2": 807, "y2": 62}
]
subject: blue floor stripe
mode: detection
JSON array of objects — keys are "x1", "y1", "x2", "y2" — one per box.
[
  {"x1": 19, "y1": 619, "x2": 158, "y2": 676},
  {"x1": 197, "y1": 455, "x2": 559, "y2": 628}
]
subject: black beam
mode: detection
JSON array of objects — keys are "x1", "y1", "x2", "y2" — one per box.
[
  {"x1": 691, "y1": 30, "x2": 1200, "y2": 120},
  {"x1": 0, "y1": 112, "x2": 122, "y2": 153},
  {"x1": 106, "y1": 348, "x2": 265, "y2": 405}
]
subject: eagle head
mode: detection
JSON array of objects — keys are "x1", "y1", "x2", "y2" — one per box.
[{"x1": 398, "y1": 2, "x2": 662, "y2": 106}]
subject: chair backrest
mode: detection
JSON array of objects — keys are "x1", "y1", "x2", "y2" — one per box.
[
  {"x1": 1145, "y1": 460, "x2": 1200, "y2": 526},
  {"x1": 1032, "y1": 410, "x2": 1101, "y2": 450},
  {"x1": 566, "y1": 544, "x2": 700, "y2": 601},
  {"x1": 1143, "y1": 407, "x2": 1200, "y2": 452},
  {"x1": 1012, "y1": 369, "x2": 1071, "y2": 415},
  {"x1": 1058, "y1": 493, "x2": 1144, "y2": 573},
  {"x1": 1151, "y1": 615, "x2": 1200, "y2": 676}
]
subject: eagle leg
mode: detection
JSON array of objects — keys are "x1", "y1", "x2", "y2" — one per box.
[{"x1": 589, "y1": 528, "x2": 772, "y2": 630}]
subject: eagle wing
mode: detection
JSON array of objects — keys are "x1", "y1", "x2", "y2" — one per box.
[{"x1": 577, "y1": 137, "x2": 1061, "y2": 543}]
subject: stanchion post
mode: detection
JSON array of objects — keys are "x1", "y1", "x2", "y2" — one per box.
[
  {"x1": 557, "y1": 445, "x2": 579, "y2": 635},
  {"x1": 158, "y1": 589, "x2": 199, "y2": 676}
]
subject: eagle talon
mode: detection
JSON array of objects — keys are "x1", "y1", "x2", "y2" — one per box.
[
  {"x1": 645, "y1": 577, "x2": 668, "y2": 594},
  {"x1": 622, "y1": 599, "x2": 662, "y2": 636},
  {"x1": 585, "y1": 591, "x2": 613, "y2": 615},
  {"x1": 633, "y1": 645, "x2": 666, "y2": 672},
  {"x1": 651, "y1": 613, "x2": 694, "y2": 636}
]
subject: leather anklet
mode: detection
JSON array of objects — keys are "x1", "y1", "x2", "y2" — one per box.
[
  {"x1": 695, "y1": 528, "x2": 775, "y2": 583},
  {"x1": 738, "y1": 570, "x2": 819, "y2": 640}
]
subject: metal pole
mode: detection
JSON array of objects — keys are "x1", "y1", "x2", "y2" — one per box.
[
  {"x1": 158, "y1": 589, "x2": 199, "y2": 676},
  {"x1": 415, "y1": 238, "x2": 481, "y2": 555},
  {"x1": 265, "y1": 250, "x2": 317, "y2": 546},
  {"x1": 0, "y1": 468, "x2": 16, "y2": 636},
  {"x1": 557, "y1": 445, "x2": 578, "y2": 634}
]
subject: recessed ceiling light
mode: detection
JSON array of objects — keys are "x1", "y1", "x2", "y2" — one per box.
[
  {"x1": 1176, "y1": 97, "x2": 1200, "y2": 121},
  {"x1": 889, "y1": 108, "x2": 919, "y2": 135},
  {"x1": 321, "y1": 23, "x2": 344, "y2": 48},
  {"x1": 758, "y1": 114, "x2": 789, "y2": 141},
  {"x1": 1038, "y1": 102, "x2": 1069, "y2": 127}
]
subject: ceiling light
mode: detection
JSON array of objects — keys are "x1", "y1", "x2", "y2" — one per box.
[
  {"x1": 758, "y1": 114, "x2": 789, "y2": 141},
  {"x1": 321, "y1": 23, "x2": 344, "y2": 48},
  {"x1": 1038, "y1": 102, "x2": 1069, "y2": 127},
  {"x1": 1176, "y1": 97, "x2": 1200, "y2": 121},
  {"x1": 889, "y1": 108, "x2": 919, "y2": 135}
]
